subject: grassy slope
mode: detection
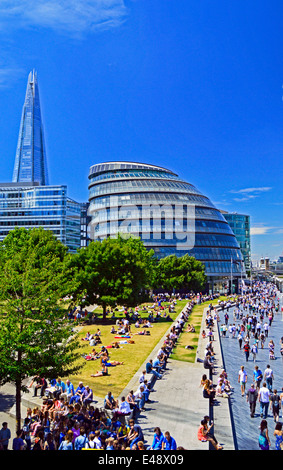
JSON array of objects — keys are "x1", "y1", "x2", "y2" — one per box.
[
  {"x1": 68, "y1": 300, "x2": 188, "y2": 398},
  {"x1": 170, "y1": 296, "x2": 226, "y2": 362}
]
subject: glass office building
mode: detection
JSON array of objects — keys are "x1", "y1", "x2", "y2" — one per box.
[
  {"x1": 80, "y1": 202, "x2": 91, "y2": 248},
  {"x1": 13, "y1": 70, "x2": 48, "y2": 186},
  {"x1": 221, "y1": 212, "x2": 251, "y2": 273},
  {"x1": 88, "y1": 161, "x2": 244, "y2": 292},
  {"x1": 0, "y1": 70, "x2": 82, "y2": 253},
  {"x1": 0, "y1": 183, "x2": 81, "y2": 253}
]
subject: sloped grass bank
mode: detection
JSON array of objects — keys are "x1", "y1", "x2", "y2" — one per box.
[
  {"x1": 68, "y1": 300, "x2": 188, "y2": 398},
  {"x1": 170, "y1": 297, "x2": 226, "y2": 363}
]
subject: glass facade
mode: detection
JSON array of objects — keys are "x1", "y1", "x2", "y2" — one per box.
[
  {"x1": 0, "y1": 183, "x2": 81, "y2": 253},
  {"x1": 88, "y1": 162, "x2": 244, "y2": 281},
  {"x1": 12, "y1": 70, "x2": 48, "y2": 186},
  {"x1": 2, "y1": 70, "x2": 83, "y2": 253},
  {"x1": 80, "y1": 202, "x2": 91, "y2": 247},
  {"x1": 222, "y1": 212, "x2": 251, "y2": 272}
]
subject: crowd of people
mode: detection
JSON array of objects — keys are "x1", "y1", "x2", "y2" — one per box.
[
  {"x1": 1, "y1": 292, "x2": 217, "y2": 451},
  {"x1": 203, "y1": 280, "x2": 283, "y2": 451}
]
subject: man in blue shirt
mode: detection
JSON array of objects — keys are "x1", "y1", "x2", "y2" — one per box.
[
  {"x1": 82, "y1": 386, "x2": 93, "y2": 406},
  {"x1": 63, "y1": 379, "x2": 75, "y2": 403},
  {"x1": 162, "y1": 431, "x2": 177, "y2": 450},
  {"x1": 104, "y1": 391, "x2": 117, "y2": 410},
  {"x1": 253, "y1": 365, "x2": 263, "y2": 390},
  {"x1": 54, "y1": 378, "x2": 66, "y2": 399},
  {"x1": 69, "y1": 382, "x2": 85, "y2": 404},
  {"x1": 0, "y1": 422, "x2": 11, "y2": 450},
  {"x1": 12, "y1": 430, "x2": 25, "y2": 450},
  {"x1": 74, "y1": 427, "x2": 88, "y2": 450}
]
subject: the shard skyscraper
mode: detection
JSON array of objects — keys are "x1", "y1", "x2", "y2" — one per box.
[{"x1": 12, "y1": 70, "x2": 49, "y2": 186}]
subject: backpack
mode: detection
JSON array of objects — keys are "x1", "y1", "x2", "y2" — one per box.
[
  {"x1": 259, "y1": 433, "x2": 267, "y2": 448},
  {"x1": 273, "y1": 395, "x2": 279, "y2": 407},
  {"x1": 32, "y1": 439, "x2": 42, "y2": 451}
]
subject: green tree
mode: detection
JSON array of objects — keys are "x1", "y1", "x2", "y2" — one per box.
[
  {"x1": 155, "y1": 253, "x2": 207, "y2": 293},
  {"x1": 70, "y1": 235, "x2": 156, "y2": 320},
  {"x1": 0, "y1": 228, "x2": 83, "y2": 431}
]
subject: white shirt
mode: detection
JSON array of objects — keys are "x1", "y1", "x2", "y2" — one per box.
[
  {"x1": 119, "y1": 401, "x2": 131, "y2": 414},
  {"x1": 264, "y1": 368, "x2": 273, "y2": 378},
  {"x1": 238, "y1": 369, "x2": 247, "y2": 382},
  {"x1": 94, "y1": 437, "x2": 102, "y2": 449},
  {"x1": 259, "y1": 387, "x2": 270, "y2": 403}
]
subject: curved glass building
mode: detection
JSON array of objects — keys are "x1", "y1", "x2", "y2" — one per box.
[{"x1": 88, "y1": 161, "x2": 244, "y2": 292}]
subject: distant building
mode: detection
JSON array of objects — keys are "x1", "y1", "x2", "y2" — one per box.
[
  {"x1": 221, "y1": 212, "x2": 251, "y2": 272},
  {"x1": 80, "y1": 202, "x2": 91, "y2": 247},
  {"x1": 0, "y1": 70, "x2": 82, "y2": 252},
  {"x1": 0, "y1": 182, "x2": 81, "y2": 252},
  {"x1": 12, "y1": 70, "x2": 49, "y2": 186}
]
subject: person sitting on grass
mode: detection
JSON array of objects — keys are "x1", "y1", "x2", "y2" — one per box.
[
  {"x1": 186, "y1": 324, "x2": 195, "y2": 333},
  {"x1": 91, "y1": 363, "x2": 108, "y2": 377},
  {"x1": 101, "y1": 355, "x2": 124, "y2": 367}
]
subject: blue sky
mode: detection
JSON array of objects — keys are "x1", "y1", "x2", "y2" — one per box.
[{"x1": 0, "y1": 0, "x2": 282, "y2": 261}]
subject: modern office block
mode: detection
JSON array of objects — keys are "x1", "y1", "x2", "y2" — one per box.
[
  {"x1": 88, "y1": 161, "x2": 245, "y2": 292},
  {"x1": 222, "y1": 212, "x2": 251, "y2": 273},
  {"x1": 80, "y1": 202, "x2": 91, "y2": 247},
  {"x1": 12, "y1": 70, "x2": 48, "y2": 186},
  {"x1": 0, "y1": 183, "x2": 81, "y2": 253}
]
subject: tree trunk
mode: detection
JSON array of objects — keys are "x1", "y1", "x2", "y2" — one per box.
[
  {"x1": 15, "y1": 350, "x2": 22, "y2": 433},
  {"x1": 103, "y1": 303, "x2": 107, "y2": 321},
  {"x1": 15, "y1": 377, "x2": 22, "y2": 433}
]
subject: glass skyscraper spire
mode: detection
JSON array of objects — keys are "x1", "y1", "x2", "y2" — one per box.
[{"x1": 12, "y1": 70, "x2": 49, "y2": 186}]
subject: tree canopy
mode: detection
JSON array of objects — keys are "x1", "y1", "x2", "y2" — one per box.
[
  {"x1": 70, "y1": 235, "x2": 157, "y2": 319},
  {"x1": 0, "y1": 227, "x2": 83, "y2": 430},
  {"x1": 155, "y1": 253, "x2": 207, "y2": 293}
]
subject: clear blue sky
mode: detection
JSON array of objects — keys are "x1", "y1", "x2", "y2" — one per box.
[{"x1": 0, "y1": 0, "x2": 282, "y2": 261}]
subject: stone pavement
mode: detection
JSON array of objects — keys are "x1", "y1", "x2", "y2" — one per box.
[
  {"x1": 0, "y1": 301, "x2": 235, "y2": 450},
  {"x1": 217, "y1": 293, "x2": 283, "y2": 450},
  {"x1": 119, "y1": 302, "x2": 235, "y2": 450}
]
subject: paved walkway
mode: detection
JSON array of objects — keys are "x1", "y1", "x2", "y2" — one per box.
[
  {"x1": 120, "y1": 302, "x2": 235, "y2": 450},
  {"x1": 0, "y1": 301, "x2": 235, "y2": 450},
  {"x1": 217, "y1": 293, "x2": 283, "y2": 450}
]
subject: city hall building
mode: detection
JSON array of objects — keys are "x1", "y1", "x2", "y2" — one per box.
[{"x1": 87, "y1": 161, "x2": 245, "y2": 293}]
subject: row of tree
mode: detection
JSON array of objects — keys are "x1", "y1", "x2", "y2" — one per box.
[
  {"x1": 70, "y1": 231, "x2": 206, "y2": 320},
  {"x1": 0, "y1": 227, "x2": 206, "y2": 430}
]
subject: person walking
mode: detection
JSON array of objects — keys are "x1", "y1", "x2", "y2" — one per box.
[
  {"x1": 246, "y1": 384, "x2": 258, "y2": 418},
  {"x1": 270, "y1": 389, "x2": 280, "y2": 423},
  {"x1": 264, "y1": 365, "x2": 274, "y2": 393},
  {"x1": 258, "y1": 419, "x2": 270, "y2": 450},
  {"x1": 238, "y1": 365, "x2": 248, "y2": 397},
  {"x1": 251, "y1": 341, "x2": 258, "y2": 362},
  {"x1": 274, "y1": 422, "x2": 283, "y2": 450},
  {"x1": 243, "y1": 342, "x2": 250, "y2": 362},
  {"x1": 253, "y1": 365, "x2": 263, "y2": 391},
  {"x1": 237, "y1": 331, "x2": 243, "y2": 350},
  {"x1": 259, "y1": 382, "x2": 270, "y2": 419}
]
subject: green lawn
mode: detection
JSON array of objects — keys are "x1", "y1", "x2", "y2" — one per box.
[
  {"x1": 170, "y1": 296, "x2": 227, "y2": 362},
  {"x1": 68, "y1": 299, "x2": 188, "y2": 398}
]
